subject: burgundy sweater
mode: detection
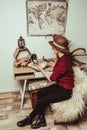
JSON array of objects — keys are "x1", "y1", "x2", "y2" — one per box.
[{"x1": 50, "y1": 54, "x2": 74, "y2": 90}]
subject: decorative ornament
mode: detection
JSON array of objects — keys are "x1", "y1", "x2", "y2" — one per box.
[
  {"x1": 18, "y1": 36, "x2": 25, "y2": 48},
  {"x1": 70, "y1": 48, "x2": 87, "y2": 66}
]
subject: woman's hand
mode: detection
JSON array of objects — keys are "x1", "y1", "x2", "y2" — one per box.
[
  {"x1": 36, "y1": 63, "x2": 51, "y2": 82},
  {"x1": 46, "y1": 61, "x2": 55, "y2": 68},
  {"x1": 36, "y1": 62, "x2": 47, "y2": 71},
  {"x1": 36, "y1": 64, "x2": 43, "y2": 71}
]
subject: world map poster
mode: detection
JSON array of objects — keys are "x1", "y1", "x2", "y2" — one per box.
[{"x1": 26, "y1": 0, "x2": 68, "y2": 36}]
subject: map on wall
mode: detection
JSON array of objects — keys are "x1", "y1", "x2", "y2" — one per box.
[{"x1": 26, "y1": 0, "x2": 68, "y2": 36}]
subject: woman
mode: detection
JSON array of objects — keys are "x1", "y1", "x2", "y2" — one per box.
[{"x1": 17, "y1": 34, "x2": 74, "y2": 129}]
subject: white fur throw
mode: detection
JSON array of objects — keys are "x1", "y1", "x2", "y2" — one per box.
[{"x1": 51, "y1": 66, "x2": 87, "y2": 123}]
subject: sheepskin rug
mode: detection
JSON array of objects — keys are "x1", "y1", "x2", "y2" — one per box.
[{"x1": 51, "y1": 66, "x2": 87, "y2": 123}]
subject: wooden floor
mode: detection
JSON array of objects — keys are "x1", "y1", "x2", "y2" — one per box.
[{"x1": 0, "y1": 91, "x2": 87, "y2": 130}]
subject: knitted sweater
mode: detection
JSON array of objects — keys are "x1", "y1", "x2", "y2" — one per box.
[{"x1": 50, "y1": 54, "x2": 74, "y2": 90}]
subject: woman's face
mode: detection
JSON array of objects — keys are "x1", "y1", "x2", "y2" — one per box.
[{"x1": 52, "y1": 47, "x2": 59, "y2": 54}]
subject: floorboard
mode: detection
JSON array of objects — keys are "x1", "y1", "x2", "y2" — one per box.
[{"x1": 0, "y1": 91, "x2": 87, "y2": 130}]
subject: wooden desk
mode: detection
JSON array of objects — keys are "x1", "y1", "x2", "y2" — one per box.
[
  {"x1": 14, "y1": 67, "x2": 39, "y2": 109},
  {"x1": 14, "y1": 67, "x2": 35, "y2": 80},
  {"x1": 13, "y1": 66, "x2": 52, "y2": 109}
]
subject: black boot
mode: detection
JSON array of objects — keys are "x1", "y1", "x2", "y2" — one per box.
[
  {"x1": 17, "y1": 115, "x2": 32, "y2": 127},
  {"x1": 31, "y1": 114, "x2": 47, "y2": 129}
]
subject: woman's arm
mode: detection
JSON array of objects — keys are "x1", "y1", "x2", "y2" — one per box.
[
  {"x1": 36, "y1": 64, "x2": 51, "y2": 82},
  {"x1": 46, "y1": 61, "x2": 56, "y2": 68}
]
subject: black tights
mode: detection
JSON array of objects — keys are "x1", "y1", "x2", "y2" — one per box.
[{"x1": 29, "y1": 84, "x2": 72, "y2": 119}]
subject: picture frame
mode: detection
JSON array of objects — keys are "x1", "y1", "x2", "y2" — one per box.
[{"x1": 26, "y1": 0, "x2": 68, "y2": 36}]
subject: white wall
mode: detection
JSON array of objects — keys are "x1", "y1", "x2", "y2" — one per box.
[
  {"x1": 0, "y1": 0, "x2": 87, "y2": 92},
  {"x1": 66, "y1": 0, "x2": 87, "y2": 48}
]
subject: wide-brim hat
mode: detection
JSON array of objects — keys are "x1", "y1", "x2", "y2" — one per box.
[{"x1": 46, "y1": 34, "x2": 70, "y2": 53}]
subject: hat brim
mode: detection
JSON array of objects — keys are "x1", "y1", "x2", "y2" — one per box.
[{"x1": 49, "y1": 41, "x2": 69, "y2": 53}]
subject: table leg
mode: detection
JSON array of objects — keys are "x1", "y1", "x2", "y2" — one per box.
[{"x1": 21, "y1": 79, "x2": 27, "y2": 109}]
